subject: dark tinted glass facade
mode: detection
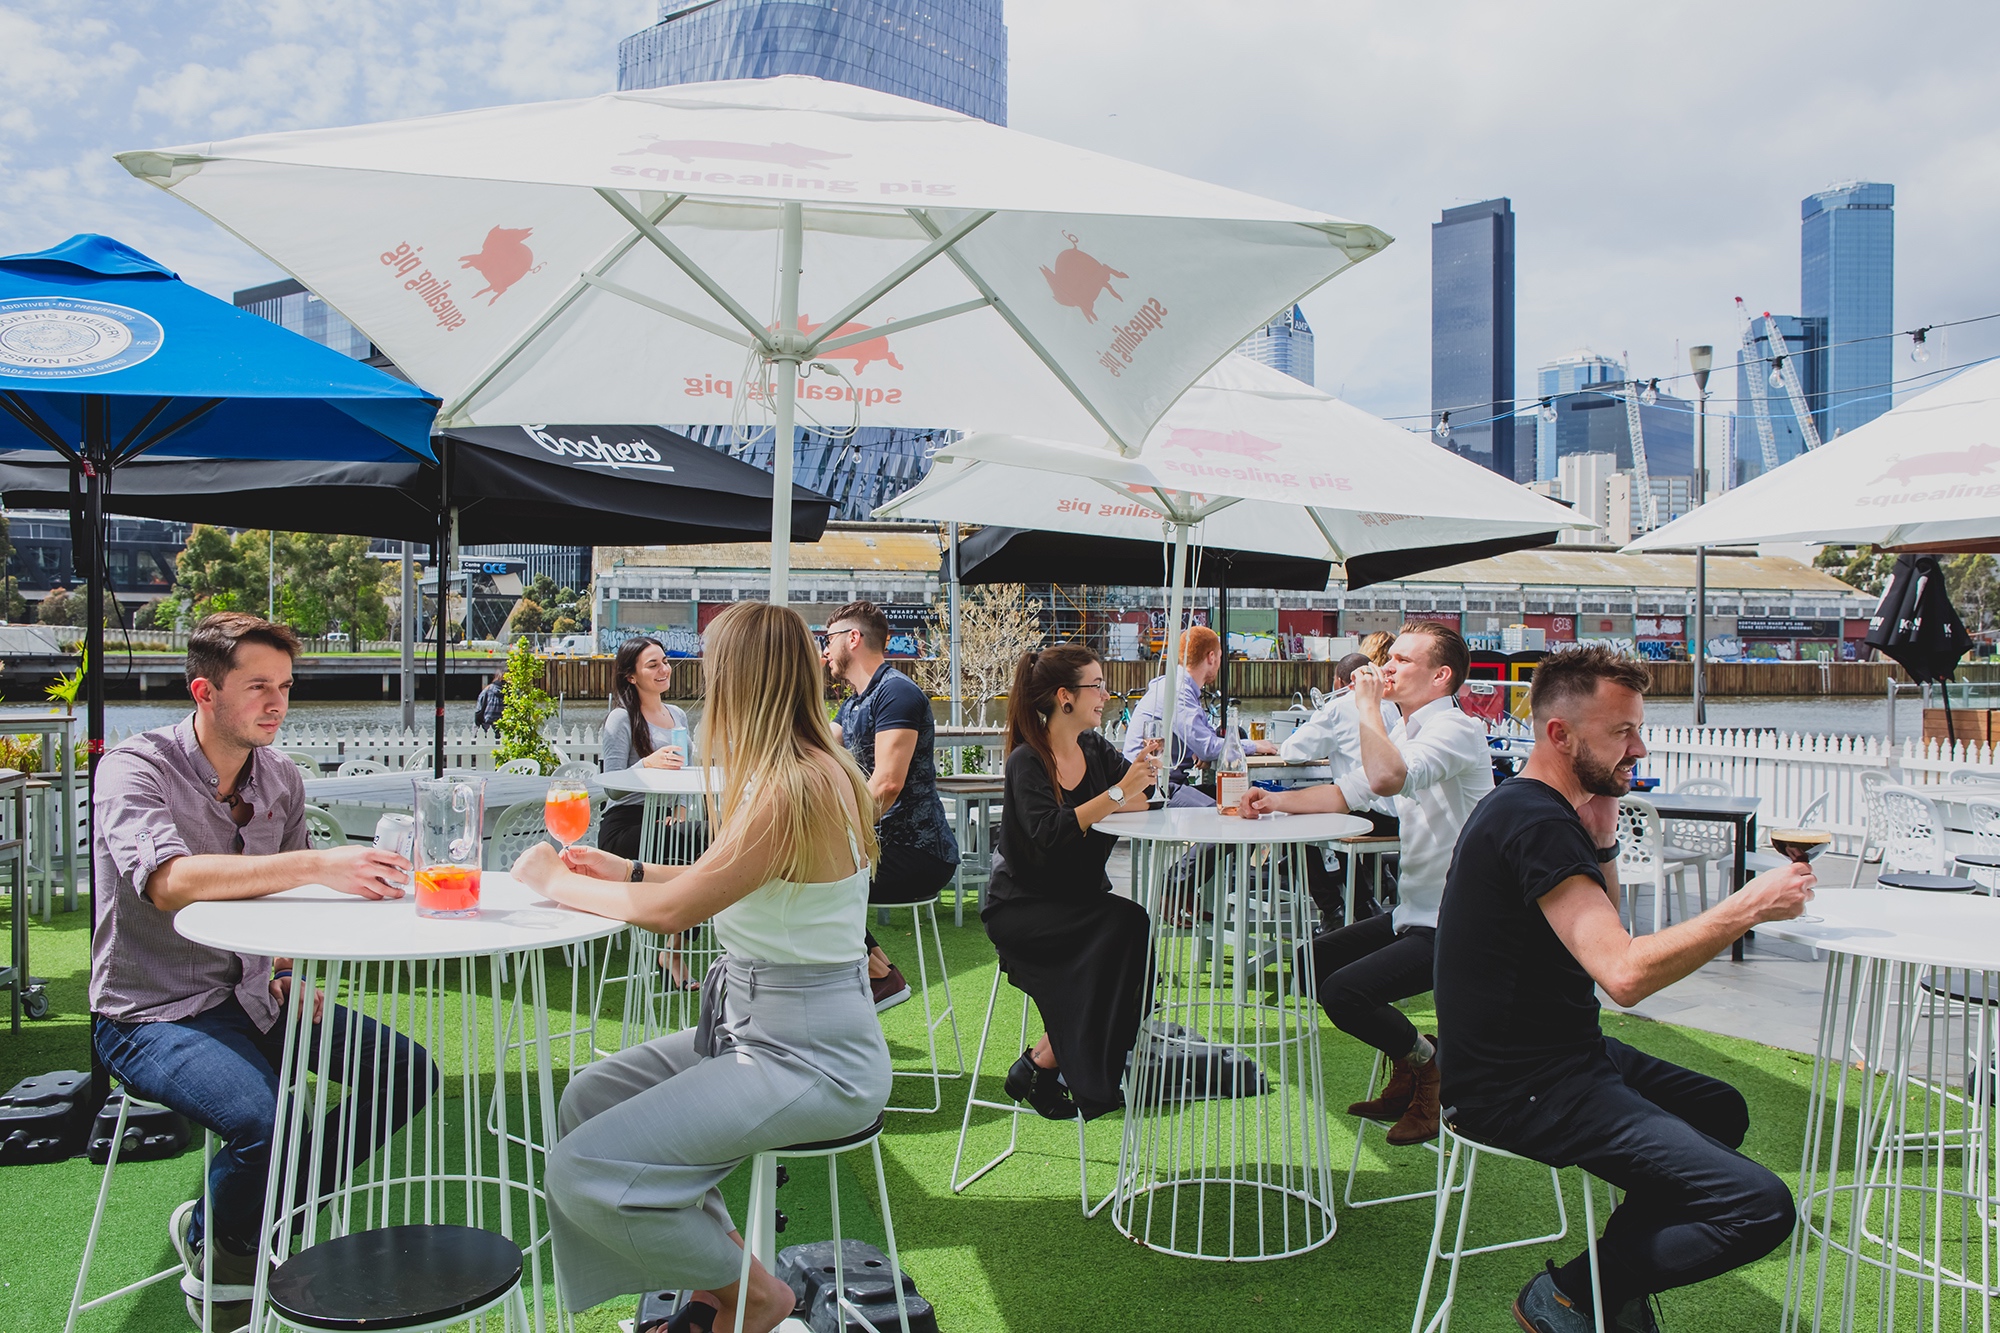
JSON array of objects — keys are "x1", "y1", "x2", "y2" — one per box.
[
  {"x1": 622, "y1": 0, "x2": 1008, "y2": 519},
  {"x1": 1729, "y1": 313, "x2": 1825, "y2": 487},
  {"x1": 234, "y1": 279, "x2": 375, "y2": 362},
  {"x1": 1431, "y1": 199, "x2": 1516, "y2": 479},
  {"x1": 1237, "y1": 305, "x2": 1314, "y2": 385},
  {"x1": 619, "y1": 0, "x2": 1008, "y2": 125},
  {"x1": 1551, "y1": 392, "x2": 1693, "y2": 480},
  {"x1": 1801, "y1": 181, "x2": 1893, "y2": 440}
]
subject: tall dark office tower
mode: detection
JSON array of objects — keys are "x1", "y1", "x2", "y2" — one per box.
[
  {"x1": 1431, "y1": 199, "x2": 1516, "y2": 478},
  {"x1": 1237, "y1": 305, "x2": 1314, "y2": 385},
  {"x1": 1801, "y1": 181, "x2": 1893, "y2": 440},
  {"x1": 619, "y1": 0, "x2": 1008, "y2": 124},
  {"x1": 617, "y1": 0, "x2": 1009, "y2": 518}
]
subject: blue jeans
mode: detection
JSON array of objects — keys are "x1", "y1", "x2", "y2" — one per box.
[{"x1": 95, "y1": 996, "x2": 434, "y2": 1254}]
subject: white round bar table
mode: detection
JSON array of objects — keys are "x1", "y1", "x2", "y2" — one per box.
[
  {"x1": 1097, "y1": 806, "x2": 1369, "y2": 1261},
  {"x1": 177, "y1": 873, "x2": 625, "y2": 1333},
  {"x1": 593, "y1": 766, "x2": 721, "y2": 1050},
  {"x1": 1764, "y1": 887, "x2": 2000, "y2": 1333}
]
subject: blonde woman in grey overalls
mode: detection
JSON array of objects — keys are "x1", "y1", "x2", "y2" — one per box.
[{"x1": 514, "y1": 601, "x2": 889, "y2": 1333}]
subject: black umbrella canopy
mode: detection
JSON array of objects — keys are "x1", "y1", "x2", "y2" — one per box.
[
  {"x1": 0, "y1": 424, "x2": 836, "y2": 546},
  {"x1": 952, "y1": 526, "x2": 1332, "y2": 591},
  {"x1": 1865, "y1": 553, "x2": 1974, "y2": 684}
]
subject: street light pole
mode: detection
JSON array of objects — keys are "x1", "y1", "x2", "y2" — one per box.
[{"x1": 1689, "y1": 345, "x2": 1713, "y2": 727}]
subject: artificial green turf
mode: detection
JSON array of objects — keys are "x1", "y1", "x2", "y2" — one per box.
[{"x1": 2, "y1": 897, "x2": 1826, "y2": 1332}]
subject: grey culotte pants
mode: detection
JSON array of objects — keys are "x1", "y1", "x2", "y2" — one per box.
[{"x1": 547, "y1": 956, "x2": 891, "y2": 1310}]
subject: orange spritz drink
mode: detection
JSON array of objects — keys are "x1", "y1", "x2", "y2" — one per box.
[
  {"x1": 544, "y1": 785, "x2": 592, "y2": 849},
  {"x1": 415, "y1": 864, "x2": 482, "y2": 917}
]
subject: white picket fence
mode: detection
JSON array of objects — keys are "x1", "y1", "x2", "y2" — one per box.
[
  {"x1": 1640, "y1": 725, "x2": 2000, "y2": 851},
  {"x1": 102, "y1": 722, "x2": 610, "y2": 773}
]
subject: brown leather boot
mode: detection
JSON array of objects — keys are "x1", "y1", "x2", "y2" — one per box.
[
  {"x1": 1384, "y1": 1050, "x2": 1442, "y2": 1146},
  {"x1": 1347, "y1": 1059, "x2": 1417, "y2": 1120}
]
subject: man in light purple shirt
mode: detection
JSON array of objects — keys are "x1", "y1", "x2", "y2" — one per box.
[
  {"x1": 91, "y1": 613, "x2": 432, "y2": 1320},
  {"x1": 1120, "y1": 626, "x2": 1275, "y2": 792}
]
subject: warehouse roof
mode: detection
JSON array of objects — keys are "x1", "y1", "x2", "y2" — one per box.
[
  {"x1": 1379, "y1": 549, "x2": 1861, "y2": 596},
  {"x1": 598, "y1": 529, "x2": 943, "y2": 576}
]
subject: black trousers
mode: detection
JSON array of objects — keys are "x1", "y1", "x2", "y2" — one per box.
[
  {"x1": 598, "y1": 802, "x2": 643, "y2": 859},
  {"x1": 1301, "y1": 808, "x2": 1399, "y2": 926},
  {"x1": 1295, "y1": 913, "x2": 1432, "y2": 1059},
  {"x1": 1456, "y1": 1037, "x2": 1795, "y2": 1314},
  {"x1": 983, "y1": 892, "x2": 1151, "y2": 1119},
  {"x1": 863, "y1": 843, "x2": 957, "y2": 951}
]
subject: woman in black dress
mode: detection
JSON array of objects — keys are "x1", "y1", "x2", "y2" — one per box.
[{"x1": 983, "y1": 643, "x2": 1160, "y2": 1121}]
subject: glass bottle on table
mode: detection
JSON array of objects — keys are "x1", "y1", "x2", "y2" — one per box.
[{"x1": 1217, "y1": 705, "x2": 1249, "y2": 817}]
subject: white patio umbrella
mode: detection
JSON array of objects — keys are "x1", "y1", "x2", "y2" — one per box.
[
  {"x1": 877, "y1": 355, "x2": 1589, "y2": 776},
  {"x1": 1627, "y1": 359, "x2": 2000, "y2": 554},
  {"x1": 118, "y1": 76, "x2": 1392, "y2": 597}
]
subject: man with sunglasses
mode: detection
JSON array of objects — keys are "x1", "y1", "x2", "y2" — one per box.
[
  {"x1": 824, "y1": 600, "x2": 960, "y2": 1012},
  {"x1": 91, "y1": 612, "x2": 434, "y2": 1327}
]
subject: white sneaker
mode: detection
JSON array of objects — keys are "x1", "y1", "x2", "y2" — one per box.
[{"x1": 169, "y1": 1199, "x2": 199, "y2": 1284}]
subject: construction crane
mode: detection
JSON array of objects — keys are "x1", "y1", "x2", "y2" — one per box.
[
  {"x1": 1734, "y1": 297, "x2": 1783, "y2": 477},
  {"x1": 1761, "y1": 310, "x2": 1823, "y2": 452},
  {"x1": 1621, "y1": 381, "x2": 1659, "y2": 534}
]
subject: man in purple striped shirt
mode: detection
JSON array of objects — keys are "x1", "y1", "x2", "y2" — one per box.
[{"x1": 91, "y1": 613, "x2": 433, "y2": 1323}]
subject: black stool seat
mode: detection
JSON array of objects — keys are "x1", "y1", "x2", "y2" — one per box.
[
  {"x1": 1920, "y1": 970, "x2": 2000, "y2": 1006},
  {"x1": 267, "y1": 1225, "x2": 522, "y2": 1331},
  {"x1": 1954, "y1": 854, "x2": 2000, "y2": 869},
  {"x1": 1880, "y1": 872, "x2": 1981, "y2": 892},
  {"x1": 776, "y1": 1113, "x2": 887, "y2": 1154}
]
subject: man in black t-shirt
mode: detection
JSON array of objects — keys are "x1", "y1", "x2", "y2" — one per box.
[
  {"x1": 826, "y1": 600, "x2": 961, "y2": 1012},
  {"x1": 1435, "y1": 645, "x2": 1814, "y2": 1333}
]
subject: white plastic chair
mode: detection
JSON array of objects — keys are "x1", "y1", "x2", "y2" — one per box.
[
  {"x1": 486, "y1": 799, "x2": 553, "y2": 870},
  {"x1": 1953, "y1": 798, "x2": 2000, "y2": 893},
  {"x1": 1880, "y1": 786, "x2": 1954, "y2": 876},
  {"x1": 334, "y1": 758, "x2": 386, "y2": 777},
  {"x1": 282, "y1": 751, "x2": 322, "y2": 781},
  {"x1": 1661, "y1": 780, "x2": 1734, "y2": 914},
  {"x1": 303, "y1": 805, "x2": 348, "y2": 850},
  {"x1": 1850, "y1": 769, "x2": 1893, "y2": 887},
  {"x1": 496, "y1": 758, "x2": 542, "y2": 776},
  {"x1": 1948, "y1": 767, "x2": 1987, "y2": 786},
  {"x1": 1616, "y1": 797, "x2": 1687, "y2": 934},
  {"x1": 400, "y1": 750, "x2": 435, "y2": 773},
  {"x1": 550, "y1": 760, "x2": 600, "y2": 787}
]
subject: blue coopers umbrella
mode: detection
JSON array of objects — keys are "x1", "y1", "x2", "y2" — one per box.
[
  {"x1": 0, "y1": 233, "x2": 438, "y2": 756},
  {"x1": 0, "y1": 234, "x2": 438, "y2": 1047}
]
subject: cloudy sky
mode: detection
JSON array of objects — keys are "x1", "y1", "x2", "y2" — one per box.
[{"x1": 6, "y1": 0, "x2": 1997, "y2": 427}]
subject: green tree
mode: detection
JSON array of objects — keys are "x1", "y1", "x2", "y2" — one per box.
[
  {"x1": 37, "y1": 587, "x2": 70, "y2": 625},
  {"x1": 172, "y1": 524, "x2": 255, "y2": 619},
  {"x1": 1814, "y1": 544, "x2": 1897, "y2": 597},
  {"x1": 0, "y1": 513, "x2": 24, "y2": 622},
  {"x1": 492, "y1": 637, "x2": 559, "y2": 771},
  {"x1": 1946, "y1": 553, "x2": 2000, "y2": 633},
  {"x1": 509, "y1": 598, "x2": 549, "y2": 636}
]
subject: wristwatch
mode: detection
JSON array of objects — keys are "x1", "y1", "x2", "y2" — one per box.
[
  {"x1": 1106, "y1": 784, "x2": 1127, "y2": 805},
  {"x1": 628, "y1": 857, "x2": 646, "y2": 882},
  {"x1": 1595, "y1": 842, "x2": 1622, "y2": 863}
]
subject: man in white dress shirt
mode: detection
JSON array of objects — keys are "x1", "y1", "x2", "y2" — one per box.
[
  {"x1": 1242, "y1": 622, "x2": 1492, "y2": 1145},
  {"x1": 1279, "y1": 652, "x2": 1403, "y2": 922}
]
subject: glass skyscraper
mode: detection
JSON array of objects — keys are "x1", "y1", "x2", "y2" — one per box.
[
  {"x1": 1535, "y1": 350, "x2": 1622, "y2": 481},
  {"x1": 234, "y1": 279, "x2": 377, "y2": 363},
  {"x1": 619, "y1": 0, "x2": 1010, "y2": 519},
  {"x1": 1237, "y1": 305, "x2": 1314, "y2": 385},
  {"x1": 619, "y1": 0, "x2": 1008, "y2": 124},
  {"x1": 1801, "y1": 181, "x2": 1894, "y2": 440},
  {"x1": 1729, "y1": 313, "x2": 1825, "y2": 487},
  {"x1": 1431, "y1": 199, "x2": 1516, "y2": 480}
]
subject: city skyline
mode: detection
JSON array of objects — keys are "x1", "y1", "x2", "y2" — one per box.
[
  {"x1": 1431, "y1": 198, "x2": 1516, "y2": 480},
  {"x1": 4, "y1": 2, "x2": 1992, "y2": 443}
]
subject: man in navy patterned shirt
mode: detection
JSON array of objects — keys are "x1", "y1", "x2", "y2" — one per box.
[{"x1": 826, "y1": 601, "x2": 961, "y2": 1010}]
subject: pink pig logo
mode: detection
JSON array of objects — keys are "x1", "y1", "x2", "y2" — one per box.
[
  {"x1": 1163, "y1": 428, "x2": 1283, "y2": 464},
  {"x1": 1040, "y1": 232, "x2": 1128, "y2": 324},
  {"x1": 795, "y1": 316, "x2": 904, "y2": 374},
  {"x1": 459, "y1": 226, "x2": 537, "y2": 305},
  {"x1": 1872, "y1": 443, "x2": 2000, "y2": 486}
]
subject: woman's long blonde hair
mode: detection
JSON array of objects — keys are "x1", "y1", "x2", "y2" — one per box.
[{"x1": 699, "y1": 602, "x2": 878, "y2": 879}]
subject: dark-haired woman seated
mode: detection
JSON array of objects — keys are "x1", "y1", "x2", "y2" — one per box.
[{"x1": 983, "y1": 643, "x2": 1160, "y2": 1121}]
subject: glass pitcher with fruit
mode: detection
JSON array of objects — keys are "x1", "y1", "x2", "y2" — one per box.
[{"x1": 412, "y1": 776, "x2": 485, "y2": 918}]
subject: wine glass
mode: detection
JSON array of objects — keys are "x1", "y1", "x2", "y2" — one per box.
[
  {"x1": 1769, "y1": 827, "x2": 1831, "y2": 924},
  {"x1": 544, "y1": 780, "x2": 593, "y2": 858},
  {"x1": 1139, "y1": 718, "x2": 1166, "y2": 804}
]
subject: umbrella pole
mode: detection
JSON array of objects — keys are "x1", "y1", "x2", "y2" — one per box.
[
  {"x1": 948, "y1": 522, "x2": 962, "y2": 728},
  {"x1": 1217, "y1": 563, "x2": 1231, "y2": 719},
  {"x1": 434, "y1": 439, "x2": 450, "y2": 778},
  {"x1": 400, "y1": 542, "x2": 415, "y2": 730},
  {"x1": 1161, "y1": 521, "x2": 1191, "y2": 800},
  {"x1": 768, "y1": 201, "x2": 804, "y2": 607},
  {"x1": 83, "y1": 397, "x2": 109, "y2": 1108}
]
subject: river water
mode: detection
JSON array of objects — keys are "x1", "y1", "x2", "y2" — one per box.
[{"x1": 91, "y1": 693, "x2": 1924, "y2": 743}]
